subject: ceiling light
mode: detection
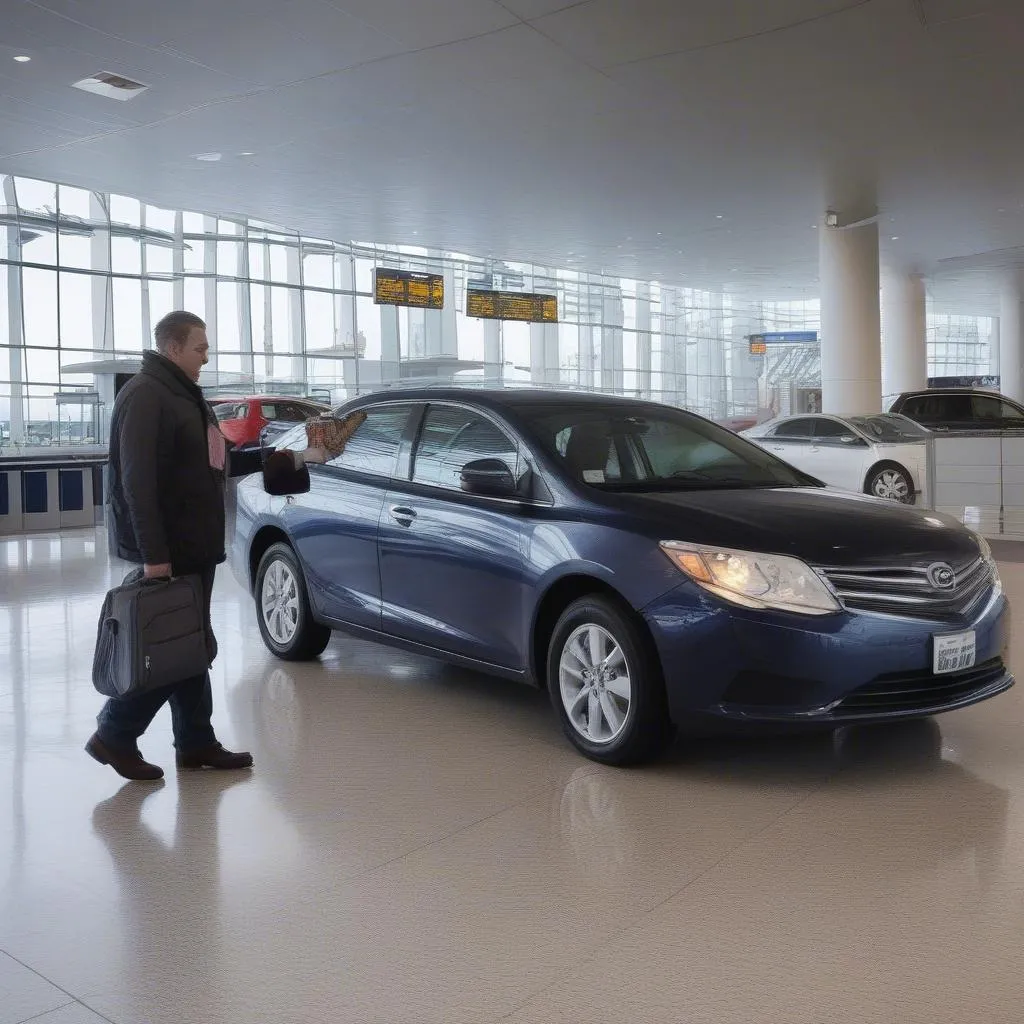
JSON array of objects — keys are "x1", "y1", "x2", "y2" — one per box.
[
  {"x1": 13, "y1": 55, "x2": 31, "y2": 63},
  {"x1": 715, "y1": 214, "x2": 723, "y2": 220},
  {"x1": 193, "y1": 152, "x2": 222, "y2": 162},
  {"x1": 72, "y1": 71, "x2": 148, "y2": 101},
  {"x1": 238, "y1": 151, "x2": 255, "y2": 157},
  {"x1": 891, "y1": 235, "x2": 900, "y2": 241}
]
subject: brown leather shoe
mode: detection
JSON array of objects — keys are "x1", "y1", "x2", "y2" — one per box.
[
  {"x1": 176, "y1": 743, "x2": 253, "y2": 771},
  {"x1": 85, "y1": 734, "x2": 164, "y2": 782}
]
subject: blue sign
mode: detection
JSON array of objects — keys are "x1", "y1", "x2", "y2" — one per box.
[{"x1": 749, "y1": 331, "x2": 818, "y2": 345}]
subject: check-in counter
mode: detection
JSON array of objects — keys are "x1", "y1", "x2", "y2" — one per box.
[{"x1": 0, "y1": 453, "x2": 106, "y2": 535}]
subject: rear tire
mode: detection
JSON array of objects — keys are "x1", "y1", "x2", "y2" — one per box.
[
  {"x1": 547, "y1": 596, "x2": 672, "y2": 765},
  {"x1": 865, "y1": 462, "x2": 914, "y2": 503},
  {"x1": 254, "y1": 542, "x2": 331, "y2": 660}
]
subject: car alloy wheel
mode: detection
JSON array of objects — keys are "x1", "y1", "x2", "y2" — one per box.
[
  {"x1": 261, "y1": 559, "x2": 300, "y2": 645},
  {"x1": 558, "y1": 624, "x2": 633, "y2": 744},
  {"x1": 869, "y1": 466, "x2": 912, "y2": 503}
]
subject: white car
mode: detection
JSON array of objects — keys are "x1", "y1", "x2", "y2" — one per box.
[{"x1": 742, "y1": 413, "x2": 930, "y2": 503}]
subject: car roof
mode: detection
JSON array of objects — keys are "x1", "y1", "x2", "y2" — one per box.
[
  {"x1": 208, "y1": 394, "x2": 327, "y2": 404},
  {"x1": 345, "y1": 387, "x2": 690, "y2": 418}
]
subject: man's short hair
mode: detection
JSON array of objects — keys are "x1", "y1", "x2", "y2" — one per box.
[{"x1": 154, "y1": 311, "x2": 206, "y2": 354}]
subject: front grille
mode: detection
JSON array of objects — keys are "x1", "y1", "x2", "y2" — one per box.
[
  {"x1": 834, "y1": 658, "x2": 1007, "y2": 714},
  {"x1": 819, "y1": 556, "x2": 994, "y2": 619}
]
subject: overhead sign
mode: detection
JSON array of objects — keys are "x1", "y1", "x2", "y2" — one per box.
[
  {"x1": 748, "y1": 331, "x2": 819, "y2": 346},
  {"x1": 749, "y1": 340, "x2": 767, "y2": 355},
  {"x1": 466, "y1": 289, "x2": 558, "y2": 323},
  {"x1": 373, "y1": 268, "x2": 444, "y2": 310}
]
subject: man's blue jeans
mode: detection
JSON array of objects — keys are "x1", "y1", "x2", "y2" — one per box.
[{"x1": 96, "y1": 566, "x2": 218, "y2": 754}]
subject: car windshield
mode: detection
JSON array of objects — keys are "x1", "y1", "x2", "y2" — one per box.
[
  {"x1": 849, "y1": 414, "x2": 930, "y2": 442},
  {"x1": 515, "y1": 402, "x2": 814, "y2": 492}
]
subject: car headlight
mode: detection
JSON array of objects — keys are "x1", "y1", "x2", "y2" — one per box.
[{"x1": 659, "y1": 542, "x2": 841, "y2": 616}]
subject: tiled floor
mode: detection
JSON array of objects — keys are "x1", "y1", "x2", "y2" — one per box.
[{"x1": 3, "y1": 528, "x2": 1024, "y2": 1023}]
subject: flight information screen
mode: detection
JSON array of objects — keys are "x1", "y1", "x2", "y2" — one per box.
[
  {"x1": 465, "y1": 289, "x2": 558, "y2": 323},
  {"x1": 373, "y1": 268, "x2": 445, "y2": 310}
]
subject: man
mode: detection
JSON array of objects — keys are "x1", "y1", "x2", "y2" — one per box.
[{"x1": 86, "y1": 310, "x2": 325, "y2": 781}]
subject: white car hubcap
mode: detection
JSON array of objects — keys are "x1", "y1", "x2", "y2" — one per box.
[
  {"x1": 873, "y1": 470, "x2": 909, "y2": 501},
  {"x1": 559, "y1": 624, "x2": 632, "y2": 745},
  {"x1": 261, "y1": 560, "x2": 300, "y2": 645}
]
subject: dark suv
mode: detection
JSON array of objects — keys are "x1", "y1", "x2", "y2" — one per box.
[{"x1": 890, "y1": 389, "x2": 1024, "y2": 431}]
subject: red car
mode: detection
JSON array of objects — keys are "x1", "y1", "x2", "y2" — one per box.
[{"x1": 210, "y1": 396, "x2": 331, "y2": 448}]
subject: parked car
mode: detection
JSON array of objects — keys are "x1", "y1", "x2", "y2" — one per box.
[
  {"x1": 229, "y1": 389, "x2": 1011, "y2": 765},
  {"x1": 742, "y1": 413, "x2": 930, "y2": 503},
  {"x1": 890, "y1": 388, "x2": 1024, "y2": 432},
  {"x1": 210, "y1": 396, "x2": 330, "y2": 449}
]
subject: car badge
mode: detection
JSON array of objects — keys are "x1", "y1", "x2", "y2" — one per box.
[{"x1": 926, "y1": 562, "x2": 956, "y2": 591}]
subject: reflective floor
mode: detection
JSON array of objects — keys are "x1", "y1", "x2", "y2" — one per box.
[{"x1": 3, "y1": 529, "x2": 1024, "y2": 1023}]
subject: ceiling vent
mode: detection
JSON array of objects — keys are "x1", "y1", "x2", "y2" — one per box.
[{"x1": 71, "y1": 72, "x2": 149, "y2": 101}]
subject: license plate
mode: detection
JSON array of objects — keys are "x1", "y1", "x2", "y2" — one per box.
[{"x1": 933, "y1": 631, "x2": 976, "y2": 674}]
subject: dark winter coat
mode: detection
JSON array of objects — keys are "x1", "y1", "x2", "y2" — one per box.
[{"x1": 106, "y1": 351, "x2": 259, "y2": 574}]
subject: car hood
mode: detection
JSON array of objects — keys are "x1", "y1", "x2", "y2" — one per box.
[{"x1": 609, "y1": 486, "x2": 982, "y2": 567}]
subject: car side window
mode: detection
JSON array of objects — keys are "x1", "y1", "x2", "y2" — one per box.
[
  {"x1": 812, "y1": 419, "x2": 851, "y2": 441},
  {"x1": 1000, "y1": 400, "x2": 1024, "y2": 421},
  {"x1": 971, "y1": 396, "x2": 1003, "y2": 423},
  {"x1": 413, "y1": 405, "x2": 519, "y2": 490},
  {"x1": 772, "y1": 418, "x2": 817, "y2": 440},
  {"x1": 273, "y1": 402, "x2": 313, "y2": 422},
  {"x1": 328, "y1": 405, "x2": 413, "y2": 477}
]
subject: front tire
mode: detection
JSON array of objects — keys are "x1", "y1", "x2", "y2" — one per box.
[
  {"x1": 547, "y1": 596, "x2": 672, "y2": 765},
  {"x1": 865, "y1": 463, "x2": 914, "y2": 503},
  {"x1": 254, "y1": 542, "x2": 331, "y2": 660}
]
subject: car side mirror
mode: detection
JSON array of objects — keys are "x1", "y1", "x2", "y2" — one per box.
[
  {"x1": 460, "y1": 458, "x2": 517, "y2": 498},
  {"x1": 262, "y1": 451, "x2": 310, "y2": 496}
]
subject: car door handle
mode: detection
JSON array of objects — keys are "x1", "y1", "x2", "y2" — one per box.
[{"x1": 389, "y1": 505, "x2": 417, "y2": 526}]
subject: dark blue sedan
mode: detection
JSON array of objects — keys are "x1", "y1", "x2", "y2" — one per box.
[{"x1": 229, "y1": 388, "x2": 1013, "y2": 764}]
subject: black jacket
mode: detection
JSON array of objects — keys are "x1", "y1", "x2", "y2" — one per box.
[{"x1": 107, "y1": 351, "x2": 260, "y2": 574}]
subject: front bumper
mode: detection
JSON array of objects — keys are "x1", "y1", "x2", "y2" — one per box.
[{"x1": 643, "y1": 582, "x2": 1012, "y2": 726}]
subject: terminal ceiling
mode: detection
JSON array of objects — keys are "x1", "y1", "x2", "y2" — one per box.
[{"x1": 2, "y1": 0, "x2": 1023, "y2": 314}]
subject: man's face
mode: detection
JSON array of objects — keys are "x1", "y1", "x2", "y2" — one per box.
[{"x1": 168, "y1": 327, "x2": 209, "y2": 382}]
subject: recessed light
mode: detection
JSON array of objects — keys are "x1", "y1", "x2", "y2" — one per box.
[
  {"x1": 238, "y1": 151, "x2": 255, "y2": 157},
  {"x1": 716, "y1": 214, "x2": 724, "y2": 219},
  {"x1": 13, "y1": 55, "x2": 31, "y2": 63},
  {"x1": 193, "y1": 152, "x2": 222, "y2": 162},
  {"x1": 891, "y1": 235, "x2": 899, "y2": 241}
]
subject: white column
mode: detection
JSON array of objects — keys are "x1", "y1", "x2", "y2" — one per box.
[
  {"x1": 601, "y1": 292, "x2": 624, "y2": 393},
  {"x1": 482, "y1": 321, "x2": 501, "y2": 382},
  {"x1": 636, "y1": 283, "x2": 652, "y2": 398},
  {"x1": 999, "y1": 270, "x2": 1024, "y2": 402},
  {"x1": 881, "y1": 272, "x2": 927, "y2": 402},
  {"x1": 819, "y1": 220, "x2": 881, "y2": 414},
  {"x1": 530, "y1": 323, "x2": 559, "y2": 385}
]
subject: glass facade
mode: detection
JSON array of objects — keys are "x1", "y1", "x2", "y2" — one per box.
[{"x1": 0, "y1": 172, "x2": 997, "y2": 449}]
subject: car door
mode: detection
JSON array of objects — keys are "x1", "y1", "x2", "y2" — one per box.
[
  {"x1": 760, "y1": 417, "x2": 818, "y2": 474},
  {"x1": 378, "y1": 402, "x2": 530, "y2": 670},
  {"x1": 807, "y1": 418, "x2": 871, "y2": 491},
  {"x1": 278, "y1": 402, "x2": 417, "y2": 630}
]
